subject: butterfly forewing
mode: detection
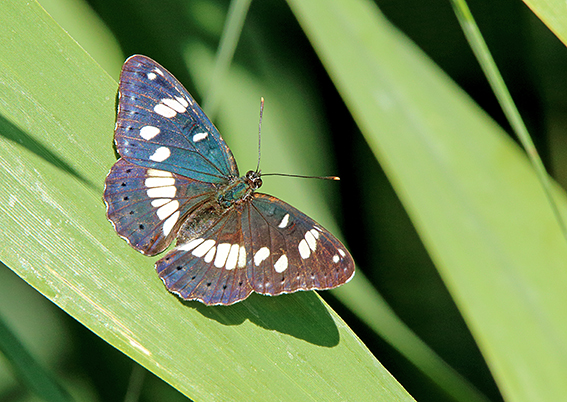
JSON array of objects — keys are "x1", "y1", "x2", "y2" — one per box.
[
  {"x1": 116, "y1": 55, "x2": 238, "y2": 182},
  {"x1": 104, "y1": 159, "x2": 216, "y2": 255},
  {"x1": 243, "y1": 194, "x2": 355, "y2": 296}
]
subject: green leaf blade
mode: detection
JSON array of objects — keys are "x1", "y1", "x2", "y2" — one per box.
[{"x1": 0, "y1": 1, "x2": 412, "y2": 401}]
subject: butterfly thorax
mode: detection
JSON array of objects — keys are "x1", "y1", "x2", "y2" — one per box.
[{"x1": 217, "y1": 170, "x2": 263, "y2": 208}]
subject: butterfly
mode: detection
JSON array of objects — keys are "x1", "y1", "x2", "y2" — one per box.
[{"x1": 103, "y1": 55, "x2": 355, "y2": 305}]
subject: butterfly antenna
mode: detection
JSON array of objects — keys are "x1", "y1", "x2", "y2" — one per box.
[
  {"x1": 256, "y1": 97, "x2": 264, "y2": 174},
  {"x1": 262, "y1": 172, "x2": 341, "y2": 181},
  {"x1": 255, "y1": 98, "x2": 340, "y2": 182}
]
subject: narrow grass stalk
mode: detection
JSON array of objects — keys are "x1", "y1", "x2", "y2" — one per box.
[
  {"x1": 450, "y1": 0, "x2": 567, "y2": 240},
  {"x1": 0, "y1": 313, "x2": 73, "y2": 402},
  {"x1": 202, "y1": 0, "x2": 253, "y2": 120},
  {"x1": 123, "y1": 364, "x2": 146, "y2": 402}
]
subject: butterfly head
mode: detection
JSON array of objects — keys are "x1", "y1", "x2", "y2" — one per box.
[{"x1": 245, "y1": 170, "x2": 263, "y2": 190}]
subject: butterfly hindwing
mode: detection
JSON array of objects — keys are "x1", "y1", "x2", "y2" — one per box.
[
  {"x1": 155, "y1": 206, "x2": 253, "y2": 305},
  {"x1": 115, "y1": 55, "x2": 238, "y2": 183},
  {"x1": 154, "y1": 190, "x2": 354, "y2": 305},
  {"x1": 104, "y1": 159, "x2": 216, "y2": 255},
  {"x1": 242, "y1": 194, "x2": 355, "y2": 296}
]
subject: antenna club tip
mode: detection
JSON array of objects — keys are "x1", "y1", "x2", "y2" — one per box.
[
  {"x1": 332, "y1": 176, "x2": 341, "y2": 181},
  {"x1": 260, "y1": 97, "x2": 265, "y2": 102}
]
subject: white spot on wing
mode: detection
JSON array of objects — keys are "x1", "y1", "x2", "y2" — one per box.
[
  {"x1": 149, "y1": 146, "x2": 171, "y2": 162},
  {"x1": 145, "y1": 177, "x2": 175, "y2": 187},
  {"x1": 338, "y1": 249, "x2": 346, "y2": 257},
  {"x1": 238, "y1": 246, "x2": 246, "y2": 268},
  {"x1": 278, "y1": 213, "x2": 290, "y2": 228},
  {"x1": 163, "y1": 211, "x2": 179, "y2": 235},
  {"x1": 175, "y1": 96, "x2": 189, "y2": 108},
  {"x1": 304, "y1": 231, "x2": 317, "y2": 252},
  {"x1": 140, "y1": 125, "x2": 160, "y2": 140},
  {"x1": 151, "y1": 198, "x2": 170, "y2": 207},
  {"x1": 147, "y1": 169, "x2": 172, "y2": 177},
  {"x1": 153, "y1": 68, "x2": 164, "y2": 77},
  {"x1": 298, "y1": 239, "x2": 310, "y2": 259},
  {"x1": 333, "y1": 255, "x2": 340, "y2": 263},
  {"x1": 147, "y1": 72, "x2": 157, "y2": 80},
  {"x1": 309, "y1": 228, "x2": 319, "y2": 239},
  {"x1": 156, "y1": 200, "x2": 179, "y2": 220},
  {"x1": 147, "y1": 186, "x2": 176, "y2": 198},
  {"x1": 225, "y1": 244, "x2": 240, "y2": 270},
  {"x1": 214, "y1": 243, "x2": 231, "y2": 268},
  {"x1": 192, "y1": 239, "x2": 216, "y2": 257},
  {"x1": 204, "y1": 246, "x2": 216, "y2": 263},
  {"x1": 162, "y1": 98, "x2": 187, "y2": 113},
  {"x1": 179, "y1": 238, "x2": 204, "y2": 251},
  {"x1": 274, "y1": 255, "x2": 288, "y2": 273},
  {"x1": 154, "y1": 103, "x2": 176, "y2": 118},
  {"x1": 254, "y1": 247, "x2": 270, "y2": 266},
  {"x1": 193, "y1": 132, "x2": 208, "y2": 142}
]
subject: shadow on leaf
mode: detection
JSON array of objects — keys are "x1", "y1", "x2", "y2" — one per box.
[
  {"x1": 183, "y1": 291, "x2": 340, "y2": 347},
  {"x1": 0, "y1": 115, "x2": 94, "y2": 188}
]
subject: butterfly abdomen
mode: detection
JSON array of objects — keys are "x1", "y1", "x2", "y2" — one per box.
[{"x1": 176, "y1": 201, "x2": 227, "y2": 242}]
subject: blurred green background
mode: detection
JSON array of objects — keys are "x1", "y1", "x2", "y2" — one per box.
[{"x1": 2, "y1": 0, "x2": 567, "y2": 401}]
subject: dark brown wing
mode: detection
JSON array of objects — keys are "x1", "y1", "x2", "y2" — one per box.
[{"x1": 242, "y1": 193, "x2": 355, "y2": 296}]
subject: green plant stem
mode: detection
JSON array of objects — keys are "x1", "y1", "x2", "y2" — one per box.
[
  {"x1": 0, "y1": 311, "x2": 73, "y2": 402},
  {"x1": 202, "y1": 0, "x2": 253, "y2": 120},
  {"x1": 123, "y1": 363, "x2": 146, "y2": 402},
  {"x1": 450, "y1": 0, "x2": 567, "y2": 241}
]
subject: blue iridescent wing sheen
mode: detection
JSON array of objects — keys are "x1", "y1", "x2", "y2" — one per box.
[
  {"x1": 243, "y1": 194, "x2": 355, "y2": 296},
  {"x1": 115, "y1": 55, "x2": 238, "y2": 183},
  {"x1": 104, "y1": 159, "x2": 216, "y2": 255}
]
